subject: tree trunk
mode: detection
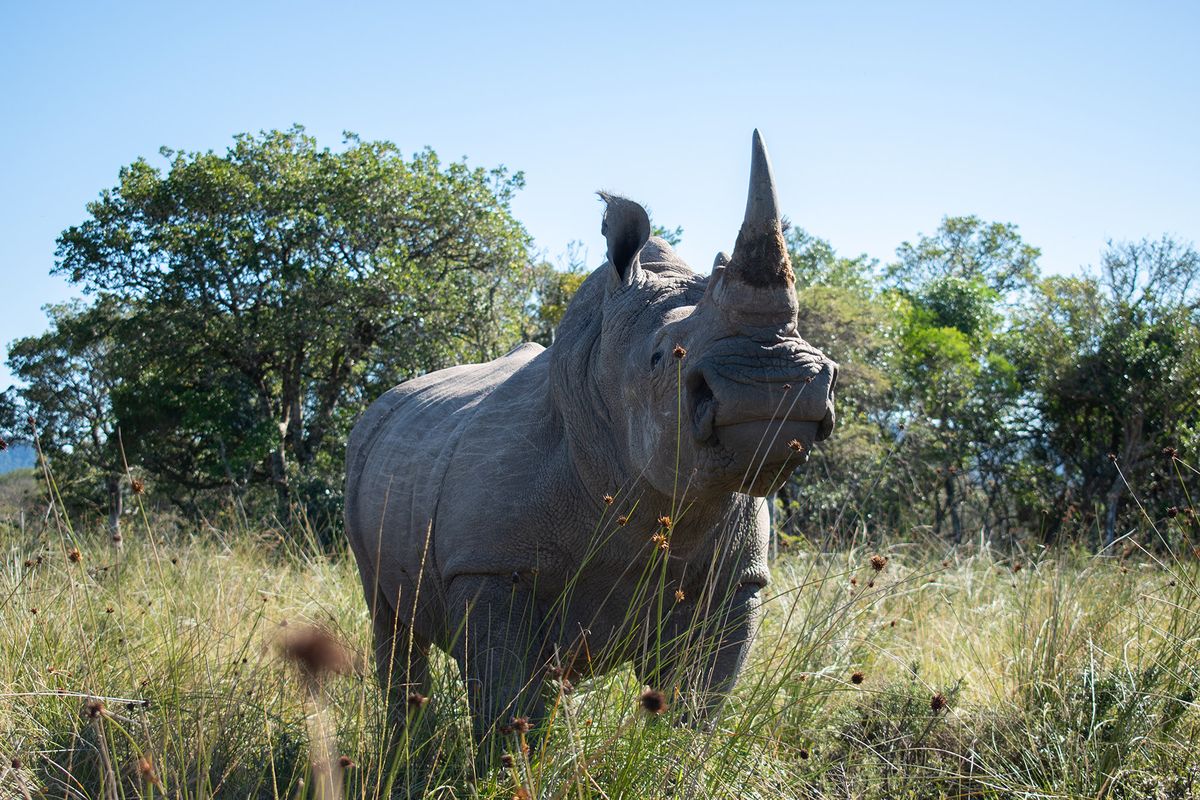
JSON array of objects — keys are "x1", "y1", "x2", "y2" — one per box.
[
  {"x1": 933, "y1": 490, "x2": 944, "y2": 539},
  {"x1": 269, "y1": 439, "x2": 290, "y2": 522},
  {"x1": 1104, "y1": 413, "x2": 1143, "y2": 548},
  {"x1": 106, "y1": 474, "x2": 123, "y2": 545},
  {"x1": 946, "y1": 473, "x2": 963, "y2": 544},
  {"x1": 1103, "y1": 474, "x2": 1123, "y2": 549}
]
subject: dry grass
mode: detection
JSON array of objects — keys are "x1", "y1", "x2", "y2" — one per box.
[{"x1": 2, "y1": 495, "x2": 1198, "y2": 799}]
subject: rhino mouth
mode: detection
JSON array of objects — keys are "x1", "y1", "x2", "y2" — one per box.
[
  {"x1": 688, "y1": 368, "x2": 835, "y2": 458},
  {"x1": 712, "y1": 418, "x2": 823, "y2": 462}
]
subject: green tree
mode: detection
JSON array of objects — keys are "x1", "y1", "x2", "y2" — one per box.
[
  {"x1": 0, "y1": 389, "x2": 19, "y2": 448},
  {"x1": 1014, "y1": 237, "x2": 1200, "y2": 545},
  {"x1": 889, "y1": 215, "x2": 1040, "y2": 299},
  {"x1": 781, "y1": 227, "x2": 903, "y2": 540},
  {"x1": 887, "y1": 217, "x2": 1040, "y2": 542},
  {"x1": 6, "y1": 299, "x2": 126, "y2": 538},
  {"x1": 42, "y1": 127, "x2": 532, "y2": 526},
  {"x1": 522, "y1": 243, "x2": 589, "y2": 346},
  {"x1": 651, "y1": 223, "x2": 683, "y2": 247}
]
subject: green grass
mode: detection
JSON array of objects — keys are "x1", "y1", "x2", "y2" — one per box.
[{"x1": 2, "y1": 503, "x2": 1198, "y2": 799}]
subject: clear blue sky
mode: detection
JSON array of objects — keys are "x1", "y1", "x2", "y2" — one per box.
[{"x1": 2, "y1": 1, "x2": 1197, "y2": 388}]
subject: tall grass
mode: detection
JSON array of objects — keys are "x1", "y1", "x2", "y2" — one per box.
[
  {"x1": 2, "y1": 496, "x2": 1197, "y2": 798},
  {"x1": 2, "y1": 401, "x2": 1199, "y2": 800}
]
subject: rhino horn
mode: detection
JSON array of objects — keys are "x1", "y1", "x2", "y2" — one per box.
[{"x1": 712, "y1": 130, "x2": 797, "y2": 325}]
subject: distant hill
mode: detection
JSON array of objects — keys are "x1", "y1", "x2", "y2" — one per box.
[{"x1": 0, "y1": 443, "x2": 36, "y2": 474}]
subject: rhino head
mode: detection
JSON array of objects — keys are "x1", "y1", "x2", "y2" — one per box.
[{"x1": 553, "y1": 131, "x2": 837, "y2": 499}]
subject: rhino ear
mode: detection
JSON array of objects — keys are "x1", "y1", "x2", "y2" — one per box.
[{"x1": 598, "y1": 192, "x2": 650, "y2": 286}]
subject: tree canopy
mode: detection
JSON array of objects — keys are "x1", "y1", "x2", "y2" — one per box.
[
  {"x1": 3, "y1": 131, "x2": 1197, "y2": 551},
  {"x1": 7, "y1": 128, "x2": 535, "y2": 532}
]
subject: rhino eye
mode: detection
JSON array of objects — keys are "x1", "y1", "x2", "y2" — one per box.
[{"x1": 650, "y1": 350, "x2": 663, "y2": 369}]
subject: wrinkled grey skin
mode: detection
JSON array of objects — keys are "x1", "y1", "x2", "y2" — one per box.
[{"x1": 345, "y1": 132, "x2": 837, "y2": 746}]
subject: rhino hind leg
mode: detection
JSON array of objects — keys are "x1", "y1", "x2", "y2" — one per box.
[{"x1": 369, "y1": 584, "x2": 433, "y2": 736}]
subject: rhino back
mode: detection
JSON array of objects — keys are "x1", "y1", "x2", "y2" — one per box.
[{"x1": 344, "y1": 342, "x2": 548, "y2": 629}]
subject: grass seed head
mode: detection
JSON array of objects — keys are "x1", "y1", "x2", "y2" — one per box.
[
  {"x1": 131, "y1": 478, "x2": 145, "y2": 495},
  {"x1": 870, "y1": 554, "x2": 888, "y2": 572},
  {"x1": 82, "y1": 699, "x2": 107, "y2": 719},
  {"x1": 337, "y1": 755, "x2": 355, "y2": 769},
  {"x1": 639, "y1": 687, "x2": 667, "y2": 715},
  {"x1": 787, "y1": 439, "x2": 805, "y2": 453},
  {"x1": 501, "y1": 753, "x2": 515, "y2": 768},
  {"x1": 672, "y1": 344, "x2": 686, "y2": 358},
  {"x1": 657, "y1": 514, "x2": 672, "y2": 529},
  {"x1": 407, "y1": 692, "x2": 429, "y2": 710},
  {"x1": 510, "y1": 716, "x2": 532, "y2": 734},
  {"x1": 67, "y1": 547, "x2": 82, "y2": 563},
  {"x1": 674, "y1": 588, "x2": 685, "y2": 602},
  {"x1": 930, "y1": 692, "x2": 948, "y2": 713},
  {"x1": 136, "y1": 756, "x2": 162, "y2": 788},
  {"x1": 278, "y1": 624, "x2": 353, "y2": 681},
  {"x1": 617, "y1": 515, "x2": 629, "y2": 525},
  {"x1": 850, "y1": 671, "x2": 865, "y2": 685}
]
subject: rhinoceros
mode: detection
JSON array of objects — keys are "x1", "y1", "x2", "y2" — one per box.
[{"x1": 345, "y1": 131, "x2": 837, "y2": 743}]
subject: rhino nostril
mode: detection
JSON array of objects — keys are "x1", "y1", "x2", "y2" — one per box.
[
  {"x1": 687, "y1": 371, "x2": 717, "y2": 441},
  {"x1": 687, "y1": 370, "x2": 713, "y2": 405}
]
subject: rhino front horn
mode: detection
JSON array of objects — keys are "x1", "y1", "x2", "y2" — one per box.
[
  {"x1": 714, "y1": 131, "x2": 797, "y2": 324},
  {"x1": 744, "y1": 129, "x2": 782, "y2": 233}
]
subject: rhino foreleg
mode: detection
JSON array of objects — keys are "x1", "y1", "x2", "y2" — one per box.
[
  {"x1": 636, "y1": 583, "x2": 763, "y2": 725},
  {"x1": 447, "y1": 575, "x2": 548, "y2": 754}
]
